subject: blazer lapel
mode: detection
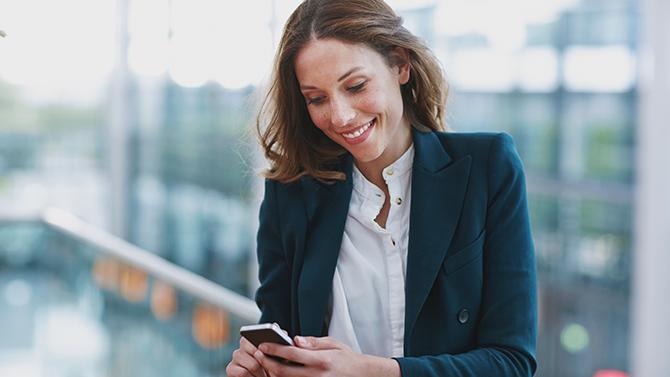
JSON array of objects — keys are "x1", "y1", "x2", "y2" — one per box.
[
  {"x1": 297, "y1": 156, "x2": 353, "y2": 336},
  {"x1": 404, "y1": 129, "x2": 472, "y2": 341}
]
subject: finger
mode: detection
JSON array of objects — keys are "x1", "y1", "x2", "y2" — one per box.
[
  {"x1": 226, "y1": 364, "x2": 251, "y2": 377},
  {"x1": 294, "y1": 336, "x2": 343, "y2": 350},
  {"x1": 240, "y1": 336, "x2": 259, "y2": 354},
  {"x1": 234, "y1": 349, "x2": 268, "y2": 377},
  {"x1": 257, "y1": 343, "x2": 326, "y2": 367},
  {"x1": 254, "y1": 349, "x2": 310, "y2": 377}
]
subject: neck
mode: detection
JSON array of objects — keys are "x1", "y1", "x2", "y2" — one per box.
[{"x1": 354, "y1": 124, "x2": 412, "y2": 190}]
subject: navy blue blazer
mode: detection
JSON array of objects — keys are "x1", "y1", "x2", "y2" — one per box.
[{"x1": 254, "y1": 129, "x2": 537, "y2": 376}]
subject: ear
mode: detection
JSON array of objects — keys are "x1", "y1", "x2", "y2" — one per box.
[{"x1": 391, "y1": 47, "x2": 411, "y2": 85}]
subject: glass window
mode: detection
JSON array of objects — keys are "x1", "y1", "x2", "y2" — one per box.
[{"x1": 393, "y1": 0, "x2": 636, "y2": 375}]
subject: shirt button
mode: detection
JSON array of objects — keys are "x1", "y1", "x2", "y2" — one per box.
[
  {"x1": 386, "y1": 169, "x2": 394, "y2": 176},
  {"x1": 395, "y1": 197, "x2": 402, "y2": 205},
  {"x1": 457, "y1": 308, "x2": 470, "y2": 324}
]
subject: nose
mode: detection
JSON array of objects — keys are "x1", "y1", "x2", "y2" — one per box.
[{"x1": 329, "y1": 96, "x2": 356, "y2": 128}]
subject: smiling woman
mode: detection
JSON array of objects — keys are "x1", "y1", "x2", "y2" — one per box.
[
  {"x1": 257, "y1": 0, "x2": 448, "y2": 185},
  {"x1": 294, "y1": 39, "x2": 412, "y2": 181},
  {"x1": 228, "y1": 1, "x2": 538, "y2": 376}
]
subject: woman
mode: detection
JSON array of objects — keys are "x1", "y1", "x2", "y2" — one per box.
[{"x1": 226, "y1": 0, "x2": 537, "y2": 376}]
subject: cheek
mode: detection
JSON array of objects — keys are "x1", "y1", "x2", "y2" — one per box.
[
  {"x1": 360, "y1": 83, "x2": 399, "y2": 116},
  {"x1": 382, "y1": 89, "x2": 404, "y2": 122},
  {"x1": 307, "y1": 107, "x2": 329, "y2": 131},
  {"x1": 357, "y1": 97, "x2": 377, "y2": 112},
  {"x1": 357, "y1": 91, "x2": 384, "y2": 113}
]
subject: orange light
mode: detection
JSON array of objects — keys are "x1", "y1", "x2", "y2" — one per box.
[
  {"x1": 151, "y1": 281, "x2": 178, "y2": 321},
  {"x1": 192, "y1": 304, "x2": 230, "y2": 349},
  {"x1": 119, "y1": 265, "x2": 148, "y2": 302},
  {"x1": 92, "y1": 257, "x2": 120, "y2": 290},
  {"x1": 593, "y1": 370, "x2": 628, "y2": 377}
]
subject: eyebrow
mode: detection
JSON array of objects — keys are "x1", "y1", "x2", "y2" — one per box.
[{"x1": 299, "y1": 66, "x2": 364, "y2": 90}]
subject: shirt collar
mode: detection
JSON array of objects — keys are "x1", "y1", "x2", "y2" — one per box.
[
  {"x1": 382, "y1": 143, "x2": 414, "y2": 180},
  {"x1": 352, "y1": 143, "x2": 415, "y2": 201}
]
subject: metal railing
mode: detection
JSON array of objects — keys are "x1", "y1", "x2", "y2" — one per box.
[{"x1": 1, "y1": 206, "x2": 260, "y2": 324}]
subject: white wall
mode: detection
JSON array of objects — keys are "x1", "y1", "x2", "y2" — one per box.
[{"x1": 632, "y1": 0, "x2": 670, "y2": 375}]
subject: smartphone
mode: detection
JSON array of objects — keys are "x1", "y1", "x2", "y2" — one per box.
[{"x1": 240, "y1": 322, "x2": 294, "y2": 348}]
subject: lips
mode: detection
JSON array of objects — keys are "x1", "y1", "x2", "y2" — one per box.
[
  {"x1": 338, "y1": 118, "x2": 376, "y2": 145},
  {"x1": 342, "y1": 118, "x2": 375, "y2": 137}
]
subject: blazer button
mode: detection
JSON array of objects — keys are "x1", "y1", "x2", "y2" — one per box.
[{"x1": 457, "y1": 308, "x2": 469, "y2": 324}]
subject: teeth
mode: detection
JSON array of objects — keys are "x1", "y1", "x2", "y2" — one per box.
[{"x1": 342, "y1": 120, "x2": 373, "y2": 139}]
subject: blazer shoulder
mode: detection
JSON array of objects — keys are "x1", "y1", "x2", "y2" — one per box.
[
  {"x1": 434, "y1": 131, "x2": 518, "y2": 161},
  {"x1": 263, "y1": 176, "x2": 304, "y2": 198}
]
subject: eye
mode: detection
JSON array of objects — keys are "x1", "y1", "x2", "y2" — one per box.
[
  {"x1": 306, "y1": 96, "x2": 325, "y2": 105},
  {"x1": 347, "y1": 81, "x2": 366, "y2": 93}
]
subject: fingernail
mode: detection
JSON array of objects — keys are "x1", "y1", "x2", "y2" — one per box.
[
  {"x1": 295, "y1": 336, "x2": 304, "y2": 344},
  {"x1": 258, "y1": 344, "x2": 268, "y2": 353},
  {"x1": 254, "y1": 350, "x2": 263, "y2": 358}
]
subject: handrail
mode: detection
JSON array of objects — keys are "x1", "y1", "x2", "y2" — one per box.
[
  {"x1": 0, "y1": 208, "x2": 43, "y2": 223},
  {"x1": 2, "y1": 206, "x2": 261, "y2": 323}
]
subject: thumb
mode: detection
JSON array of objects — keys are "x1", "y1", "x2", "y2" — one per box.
[{"x1": 294, "y1": 336, "x2": 342, "y2": 350}]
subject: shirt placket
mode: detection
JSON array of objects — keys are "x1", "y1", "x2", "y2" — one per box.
[{"x1": 384, "y1": 174, "x2": 405, "y2": 357}]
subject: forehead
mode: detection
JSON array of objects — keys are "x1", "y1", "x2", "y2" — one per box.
[{"x1": 294, "y1": 38, "x2": 386, "y2": 85}]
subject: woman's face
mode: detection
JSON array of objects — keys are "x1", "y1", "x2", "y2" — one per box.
[{"x1": 294, "y1": 38, "x2": 411, "y2": 168}]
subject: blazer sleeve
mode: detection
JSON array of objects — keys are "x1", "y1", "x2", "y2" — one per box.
[
  {"x1": 254, "y1": 178, "x2": 292, "y2": 331},
  {"x1": 395, "y1": 133, "x2": 538, "y2": 376}
]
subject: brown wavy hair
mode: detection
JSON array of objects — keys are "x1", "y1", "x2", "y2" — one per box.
[{"x1": 257, "y1": 0, "x2": 448, "y2": 183}]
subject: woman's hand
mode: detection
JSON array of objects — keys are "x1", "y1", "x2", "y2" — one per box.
[
  {"x1": 253, "y1": 336, "x2": 400, "y2": 377},
  {"x1": 226, "y1": 337, "x2": 268, "y2": 377}
]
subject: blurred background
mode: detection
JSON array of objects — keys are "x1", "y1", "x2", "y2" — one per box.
[{"x1": 0, "y1": 0, "x2": 668, "y2": 376}]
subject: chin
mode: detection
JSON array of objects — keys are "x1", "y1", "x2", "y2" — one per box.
[{"x1": 350, "y1": 147, "x2": 384, "y2": 163}]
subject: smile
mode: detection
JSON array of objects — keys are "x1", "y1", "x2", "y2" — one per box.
[{"x1": 341, "y1": 119, "x2": 375, "y2": 139}]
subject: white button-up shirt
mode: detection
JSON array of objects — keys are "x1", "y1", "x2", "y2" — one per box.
[{"x1": 327, "y1": 144, "x2": 414, "y2": 358}]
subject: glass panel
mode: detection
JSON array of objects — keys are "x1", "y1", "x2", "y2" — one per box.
[
  {"x1": 125, "y1": 0, "x2": 273, "y2": 296},
  {"x1": 396, "y1": 0, "x2": 637, "y2": 375},
  {"x1": 0, "y1": 222, "x2": 255, "y2": 376},
  {"x1": 0, "y1": 0, "x2": 113, "y2": 224}
]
